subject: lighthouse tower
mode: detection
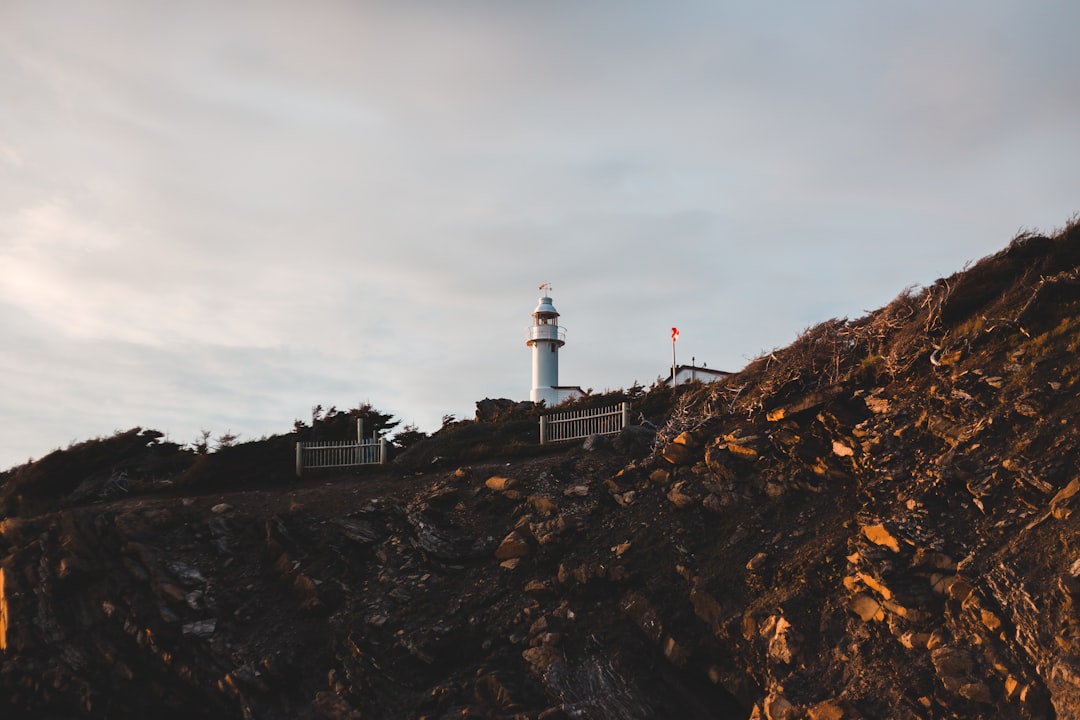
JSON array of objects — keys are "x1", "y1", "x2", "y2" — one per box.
[{"x1": 526, "y1": 286, "x2": 566, "y2": 406}]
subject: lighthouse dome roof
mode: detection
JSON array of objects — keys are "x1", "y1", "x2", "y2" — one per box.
[{"x1": 533, "y1": 295, "x2": 559, "y2": 316}]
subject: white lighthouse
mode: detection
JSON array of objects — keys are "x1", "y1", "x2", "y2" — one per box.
[{"x1": 526, "y1": 285, "x2": 567, "y2": 406}]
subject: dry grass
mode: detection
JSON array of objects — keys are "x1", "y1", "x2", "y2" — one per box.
[{"x1": 663, "y1": 217, "x2": 1080, "y2": 431}]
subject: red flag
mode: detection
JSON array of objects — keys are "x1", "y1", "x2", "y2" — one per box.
[{"x1": 671, "y1": 327, "x2": 679, "y2": 342}]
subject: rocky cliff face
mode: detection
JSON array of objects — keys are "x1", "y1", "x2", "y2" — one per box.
[{"x1": 2, "y1": 223, "x2": 1080, "y2": 719}]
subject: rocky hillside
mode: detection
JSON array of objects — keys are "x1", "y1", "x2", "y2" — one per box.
[{"x1": 2, "y1": 220, "x2": 1080, "y2": 719}]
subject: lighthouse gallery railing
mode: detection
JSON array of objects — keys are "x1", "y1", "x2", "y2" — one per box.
[
  {"x1": 539, "y1": 402, "x2": 630, "y2": 445},
  {"x1": 526, "y1": 325, "x2": 566, "y2": 343}
]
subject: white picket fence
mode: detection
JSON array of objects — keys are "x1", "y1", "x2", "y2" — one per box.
[
  {"x1": 539, "y1": 402, "x2": 630, "y2": 445},
  {"x1": 295, "y1": 439, "x2": 388, "y2": 476}
]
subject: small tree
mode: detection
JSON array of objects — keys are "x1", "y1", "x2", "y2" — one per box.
[
  {"x1": 214, "y1": 431, "x2": 239, "y2": 451},
  {"x1": 393, "y1": 423, "x2": 427, "y2": 450},
  {"x1": 351, "y1": 403, "x2": 399, "y2": 438},
  {"x1": 305, "y1": 402, "x2": 400, "y2": 441}
]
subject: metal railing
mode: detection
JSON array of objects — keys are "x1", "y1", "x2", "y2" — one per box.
[
  {"x1": 295, "y1": 438, "x2": 388, "y2": 476},
  {"x1": 539, "y1": 402, "x2": 629, "y2": 445},
  {"x1": 526, "y1": 325, "x2": 566, "y2": 343}
]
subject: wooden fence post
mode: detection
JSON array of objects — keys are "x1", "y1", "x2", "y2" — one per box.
[
  {"x1": 539, "y1": 415, "x2": 548, "y2": 445},
  {"x1": 621, "y1": 402, "x2": 630, "y2": 432},
  {"x1": 295, "y1": 443, "x2": 303, "y2": 477},
  {"x1": 379, "y1": 438, "x2": 389, "y2": 464}
]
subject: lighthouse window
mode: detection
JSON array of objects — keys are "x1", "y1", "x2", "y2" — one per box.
[{"x1": 550, "y1": 344, "x2": 556, "y2": 353}]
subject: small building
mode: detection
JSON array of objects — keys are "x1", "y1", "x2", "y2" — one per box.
[
  {"x1": 551, "y1": 384, "x2": 586, "y2": 403},
  {"x1": 665, "y1": 364, "x2": 731, "y2": 387}
]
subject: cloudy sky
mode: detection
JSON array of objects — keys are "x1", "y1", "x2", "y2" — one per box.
[{"x1": 2, "y1": 1, "x2": 1078, "y2": 468}]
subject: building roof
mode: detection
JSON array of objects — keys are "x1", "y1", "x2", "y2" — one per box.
[
  {"x1": 532, "y1": 295, "x2": 559, "y2": 316},
  {"x1": 665, "y1": 364, "x2": 732, "y2": 385}
]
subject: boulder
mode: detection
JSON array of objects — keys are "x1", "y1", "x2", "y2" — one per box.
[
  {"x1": 807, "y1": 699, "x2": 856, "y2": 720},
  {"x1": 849, "y1": 595, "x2": 884, "y2": 622},
  {"x1": 649, "y1": 468, "x2": 672, "y2": 485},
  {"x1": 725, "y1": 443, "x2": 759, "y2": 461},
  {"x1": 582, "y1": 434, "x2": 611, "y2": 452},
  {"x1": 528, "y1": 495, "x2": 557, "y2": 516},
  {"x1": 672, "y1": 431, "x2": 701, "y2": 447},
  {"x1": 666, "y1": 482, "x2": 695, "y2": 509},
  {"x1": 861, "y1": 524, "x2": 901, "y2": 552},
  {"x1": 831, "y1": 440, "x2": 855, "y2": 458},
  {"x1": 485, "y1": 476, "x2": 517, "y2": 492},
  {"x1": 661, "y1": 442, "x2": 694, "y2": 466},
  {"x1": 616, "y1": 424, "x2": 655, "y2": 454},
  {"x1": 524, "y1": 580, "x2": 554, "y2": 597},
  {"x1": 494, "y1": 532, "x2": 530, "y2": 561},
  {"x1": 762, "y1": 615, "x2": 802, "y2": 665}
]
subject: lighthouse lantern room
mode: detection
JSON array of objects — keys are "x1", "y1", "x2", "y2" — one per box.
[{"x1": 526, "y1": 284, "x2": 566, "y2": 406}]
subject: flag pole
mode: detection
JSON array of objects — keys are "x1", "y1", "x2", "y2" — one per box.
[{"x1": 671, "y1": 327, "x2": 678, "y2": 387}]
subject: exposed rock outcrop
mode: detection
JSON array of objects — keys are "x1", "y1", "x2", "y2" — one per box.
[{"x1": 2, "y1": 221, "x2": 1080, "y2": 718}]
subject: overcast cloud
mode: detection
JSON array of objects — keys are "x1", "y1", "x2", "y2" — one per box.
[{"x1": 2, "y1": 1, "x2": 1078, "y2": 468}]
